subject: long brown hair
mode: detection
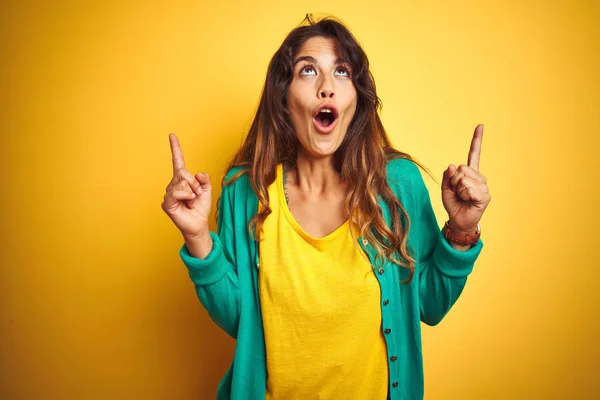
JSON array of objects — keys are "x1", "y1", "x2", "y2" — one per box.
[{"x1": 220, "y1": 15, "x2": 429, "y2": 284}]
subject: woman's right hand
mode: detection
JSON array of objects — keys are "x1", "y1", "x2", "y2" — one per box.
[{"x1": 161, "y1": 134, "x2": 213, "y2": 241}]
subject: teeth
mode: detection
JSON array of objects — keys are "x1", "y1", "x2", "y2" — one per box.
[{"x1": 320, "y1": 109, "x2": 332, "y2": 113}]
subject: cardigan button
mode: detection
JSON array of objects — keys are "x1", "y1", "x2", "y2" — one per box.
[
  {"x1": 390, "y1": 356, "x2": 397, "y2": 362},
  {"x1": 383, "y1": 299, "x2": 389, "y2": 306},
  {"x1": 378, "y1": 269, "x2": 384, "y2": 275},
  {"x1": 362, "y1": 238, "x2": 368, "y2": 245},
  {"x1": 392, "y1": 382, "x2": 398, "y2": 388},
  {"x1": 384, "y1": 328, "x2": 391, "y2": 334}
]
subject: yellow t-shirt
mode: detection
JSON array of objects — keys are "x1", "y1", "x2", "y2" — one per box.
[{"x1": 259, "y1": 164, "x2": 388, "y2": 399}]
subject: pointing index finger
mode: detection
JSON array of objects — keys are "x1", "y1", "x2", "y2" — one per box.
[
  {"x1": 169, "y1": 133, "x2": 186, "y2": 174},
  {"x1": 467, "y1": 124, "x2": 484, "y2": 171}
]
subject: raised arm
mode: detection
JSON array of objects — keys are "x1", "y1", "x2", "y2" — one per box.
[
  {"x1": 161, "y1": 134, "x2": 240, "y2": 337},
  {"x1": 418, "y1": 124, "x2": 490, "y2": 325}
]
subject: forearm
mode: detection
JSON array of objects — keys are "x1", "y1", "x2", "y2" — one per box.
[
  {"x1": 180, "y1": 230, "x2": 240, "y2": 338},
  {"x1": 419, "y1": 266, "x2": 468, "y2": 326},
  {"x1": 418, "y1": 231, "x2": 483, "y2": 325}
]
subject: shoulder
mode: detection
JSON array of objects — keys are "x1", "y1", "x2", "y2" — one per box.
[
  {"x1": 221, "y1": 166, "x2": 254, "y2": 203},
  {"x1": 386, "y1": 156, "x2": 420, "y2": 176},
  {"x1": 222, "y1": 166, "x2": 252, "y2": 193},
  {"x1": 217, "y1": 166, "x2": 257, "y2": 227},
  {"x1": 385, "y1": 157, "x2": 426, "y2": 192}
]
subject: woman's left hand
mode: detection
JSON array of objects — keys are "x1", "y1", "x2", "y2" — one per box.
[{"x1": 441, "y1": 124, "x2": 491, "y2": 234}]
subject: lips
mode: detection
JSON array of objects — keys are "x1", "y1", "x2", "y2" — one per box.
[{"x1": 312, "y1": 103, "x2": 338, "y2": 135}]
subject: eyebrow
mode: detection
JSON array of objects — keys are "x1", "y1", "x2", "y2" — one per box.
[{"x1": 292, "y1": 56, "x2": 349, "y2": 66}]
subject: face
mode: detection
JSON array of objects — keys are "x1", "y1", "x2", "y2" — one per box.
[{"x1": 287, "y1": 36, "x2": 357, "y2": 159}]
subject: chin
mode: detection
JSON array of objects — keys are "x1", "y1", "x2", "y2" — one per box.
[{"x1": 306, "y1": 132, "x2": 344, "y2": 156}]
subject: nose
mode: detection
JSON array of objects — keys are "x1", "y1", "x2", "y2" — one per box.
[
  {"x1": 320, "y1": 89, "x2": 334, "y2": 99},
  {"x1": 318, "y1": 75, "x2": 335, "y2": 99}
]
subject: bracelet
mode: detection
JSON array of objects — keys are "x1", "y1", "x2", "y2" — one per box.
[{"x1": 443, "y1": 221, "x2": 481, "y2": 246}]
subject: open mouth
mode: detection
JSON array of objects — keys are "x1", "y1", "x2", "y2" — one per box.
[
  {"x1": 316, "y1": 110, "x2": 336, "y2": 127},
  {"x1": 313, "y1": 107, "x2": 338, "y2": 134}
]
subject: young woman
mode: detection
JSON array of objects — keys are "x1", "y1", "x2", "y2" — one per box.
[{"x1": 161, "y1": 15, "x2": 490, "y2": 400}]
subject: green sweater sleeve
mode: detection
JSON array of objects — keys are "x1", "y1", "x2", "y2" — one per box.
[
  {"x1": 412, "y1": 163, "x2": 483, "y2": 326},
  {"x1": 179, "y1": 182, "x2": 241, "y2": 339}
]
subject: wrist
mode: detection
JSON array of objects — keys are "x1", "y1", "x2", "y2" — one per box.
[
  {"x1": 447, "y1": 220, "x2": 479, "y2": 236},
  {"x1": 443, "y1": 220, "x2": 481, "y2": 247},
  {"x1": 184, "y1": 231, "x2": 213, "y2": 259},
  {"x1": 183, "y1": 227, "x2": 209, "y2": 242}
]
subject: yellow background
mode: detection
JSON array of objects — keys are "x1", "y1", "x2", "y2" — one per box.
[{"x1": 1, "y1": 0, "x2": 598, "y2": 398}]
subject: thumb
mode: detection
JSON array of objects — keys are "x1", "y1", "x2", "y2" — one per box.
[
  {"x1": 185, "y1": 172, "x2": 212, "y2": 210},
  {"x1": 442, "y1": 164, "x2": 456, "y2": 191},
  {"x1": 195, "y1": 172, "x2": 212, "y2": 191}
]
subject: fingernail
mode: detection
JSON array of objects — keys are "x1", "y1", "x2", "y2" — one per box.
[{"x1": 197, "y1": 187, "x2": 202, "y2": 194}]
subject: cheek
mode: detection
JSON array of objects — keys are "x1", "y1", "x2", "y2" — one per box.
[
  {"x1": 286, "y1": 99, "x2": 301, "y2": 127},
  {"x1": 288, "y1": 105, "x2": 305, "y2": 131},
  {"x1": 343, "y1": 95, "x2": 358, "y2": 124},
  {"x1": 287, "y1": 86, "x2": 302, "y2": 116},
  {"x1": 342, "y1": 85, "x2": 357, "y2": 109}
]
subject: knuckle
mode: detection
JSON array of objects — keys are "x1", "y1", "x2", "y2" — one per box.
[{"x1": 177, "y1": 168, "x2": 189, "y2": 179}]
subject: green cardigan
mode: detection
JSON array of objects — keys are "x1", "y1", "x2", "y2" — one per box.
[{"x1": 179, "y1": 157, "x2": 483, "y2": 400}]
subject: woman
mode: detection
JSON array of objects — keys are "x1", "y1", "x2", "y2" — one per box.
[{"x1": 161, "y1": 15, "x2": 490, "y2": 400}]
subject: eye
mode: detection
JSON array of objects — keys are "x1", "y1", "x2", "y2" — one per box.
[
  {"x1": 300, "y1": 65, "x2": 316, "y2": 76},
  {"x1": 335, "y1": 66, "x2": 350, "y2": 77}
]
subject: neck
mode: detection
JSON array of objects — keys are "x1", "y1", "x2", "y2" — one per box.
[{"x1": 288, "y1": 151, "x2": 341, "y2": 194}]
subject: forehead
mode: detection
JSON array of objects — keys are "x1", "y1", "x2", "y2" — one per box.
[{"x1": 295, "y1": 36, "x2": 341, "y2": 61}]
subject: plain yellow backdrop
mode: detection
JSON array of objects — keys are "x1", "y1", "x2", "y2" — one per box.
[{"x1": 1, "y1": 0, "x2": 598, "y2": 398}]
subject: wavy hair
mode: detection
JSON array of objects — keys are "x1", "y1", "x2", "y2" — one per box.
[{"x1": 220, "y1": 15, "x2": 429, "y2": 284}]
